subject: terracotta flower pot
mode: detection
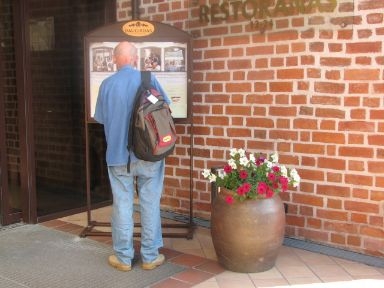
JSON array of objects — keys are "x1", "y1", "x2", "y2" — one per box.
[{"x1": 211, "y1": 188, "x2": 285, "y2": 273}]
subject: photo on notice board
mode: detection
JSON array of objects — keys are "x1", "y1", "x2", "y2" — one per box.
[
  {"x1": 141, "y1": 46, "x2": 162, "y2": 71},
  {"x1": 91, "y1": 46, "x2": 114, "y2": 72},
  {"x1": 88, "y1": 41, "x2": 188, "y2": 120},
  {"x1": 164, "y1": 46, "x2": 185, "y2": 72}
]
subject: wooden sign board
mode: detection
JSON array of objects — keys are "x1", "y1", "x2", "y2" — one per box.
[{"x1": 84, "y1": 20, "x2": 193, "y2": 123}]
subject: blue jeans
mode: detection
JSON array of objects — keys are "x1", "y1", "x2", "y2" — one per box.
[{"x1": 107, "y1": 159, "x2": 165, "y2": 265}]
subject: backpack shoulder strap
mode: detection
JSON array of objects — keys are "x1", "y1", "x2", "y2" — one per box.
[
  {"x1": 127, "y1": 70, "x2": 149, "y2": 172},
  {"x1": 141, "y1": 70, "x2": 151, "y2": 89}
]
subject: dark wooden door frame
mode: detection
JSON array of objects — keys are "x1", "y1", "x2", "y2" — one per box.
[
  {"x1": 13, "y1": 0, "x2": 37, "y2": 224},
  {"x1": 0, "y1": 30, "x2": 11, "y2": 225},
  {"x1": 0, "y1": 49, "x2": 21, "y2": 224}
]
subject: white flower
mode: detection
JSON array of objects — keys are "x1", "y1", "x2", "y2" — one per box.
[
  {"x1": 217, "y1": 169, "x2": 226, "y2": 179},
  {"x1": 208, "y1": 174, "x2": 217, "y2": 183},
  {"x1": 228, "y1": 158, "x2": 237, "y2": 169},
  {"x1": 237, "y1": 148, "x2": 246, "y2": 158},
  {"x1": 202, "y1": 169, "x2": 218, "y2": 183},
  {"x1": 202, "y1": 169, "x2": 211, "y2": 178},
  {"x1": 249, "y1": 153, "x2": 255, "y2": 163},
  {"x1": 239, "y1": 156, "x2": 249, "y2": 166},
  {"x1": 280, "y1": 165, "x2": 288, "y2": 177},
  {"x1": 290, "y1": 168, "x2": 299, "y2": 177},
  {"x1": 290, "y1": 168, "x2": 300, "y2": 187},
  {"x1": 229, "y1": 148, "x2": 238, "y2": 157},
  {"x1": 265, "y1": 160, "x2": 273, "y2": 169},
  {"x1": 270, "y1": 152, "x2": 279, "y2": 163}
]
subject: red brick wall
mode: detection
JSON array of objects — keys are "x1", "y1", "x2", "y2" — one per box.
[{"x1": 117, "y1": 0, "x2": 384, "y2": 257}]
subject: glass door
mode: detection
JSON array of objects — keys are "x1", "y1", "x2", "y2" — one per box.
[
  {"x1": 1, "y1": 0, "x2": 115, "y2": 225},
  {"x1": 26, "y1": 0, "x2": 114, "y2": 218}
]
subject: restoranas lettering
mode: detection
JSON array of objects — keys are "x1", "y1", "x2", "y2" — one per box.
[{"x1": 199, "y1": 0, "x2": 338, "y2": 23}]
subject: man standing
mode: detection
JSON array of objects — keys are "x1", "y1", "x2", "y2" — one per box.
[{"x1": 94, "y1": 41, "x2": 170, "y2": 271}]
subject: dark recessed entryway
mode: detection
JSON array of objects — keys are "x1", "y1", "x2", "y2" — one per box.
[{"x1": 0, "y1": 0, "x2": 115, "y2": 225}]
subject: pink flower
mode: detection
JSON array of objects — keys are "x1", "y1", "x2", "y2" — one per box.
[
  {"x1": 237, "y1": 186, "x2": 246, "y2": 196},
  {"x1": 273, "y1": 182, "x2": 279, "y2": 189},
  {"x1": 239, "y1": 170, "x2": 248, "y2": 179},
  {"x1": 266, "y1": 188, "x2": 274, "y2": 198},
  {"x1": 268, "y1": 172, "x2": 276, "y2": 182},
  {"x1": 272, "y1": 166, "x2": 280, "y2": 173},
  {"x1": 225, "y1": 195, "x2": 234, "y2": 204},
  {"x1": 280, "y1": 176, "x2": 288, "y2": 183},
  {"x1": 257, "y1": 182, "x2": 268, "y2": 194},
  {"x1": 280, "y1": 176, "x2": 288, "y2": 191},
  {"x1": 242, "y1": 182, "x2": 251, "y2": 193},
  {"x1": 224, "y1": 165, "x2": 232, "y2": 173},
  {"x1": 256, "y1": 157, "x2": 265, "y2": 166}
]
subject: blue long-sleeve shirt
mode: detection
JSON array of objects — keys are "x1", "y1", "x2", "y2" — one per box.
[{"x1": 94, "y1": 65, "x2": 170, "y2": 166}]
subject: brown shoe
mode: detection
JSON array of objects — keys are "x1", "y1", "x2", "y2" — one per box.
[
  {"x1": 142, "y1": 254, "x2": 165, "y2": 270},
  {"x1": 108, "y1": 255, "x2": 132, "y2": 272}
]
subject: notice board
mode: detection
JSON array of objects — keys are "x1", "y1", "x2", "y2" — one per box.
[{"x1": 84, "y1": 20, "x2": 193, "y2": 123}]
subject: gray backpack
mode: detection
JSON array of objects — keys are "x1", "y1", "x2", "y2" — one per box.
[{"x1": 128, "y1": 71, "x2": 177, "y2": 167}]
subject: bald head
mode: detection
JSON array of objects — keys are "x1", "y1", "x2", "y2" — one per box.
[{"x1": 113, "y1": 41, "x2": 137, "y2": 70}]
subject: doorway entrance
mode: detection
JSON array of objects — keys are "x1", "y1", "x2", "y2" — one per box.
[{"x1": 0, "y1": 0, "x2": 115, "y2": 225}]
